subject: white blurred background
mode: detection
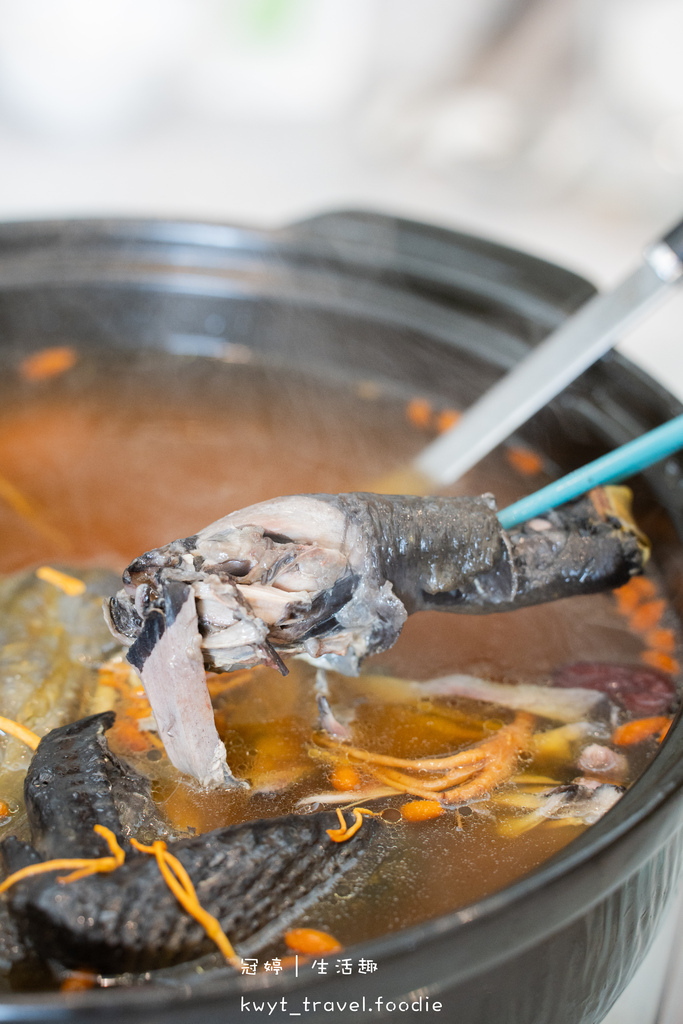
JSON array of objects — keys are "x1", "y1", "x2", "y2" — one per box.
[
  {"x1": 0, "y1": 0, "x2": 682, "y2": 396},
  {"x1": 1, "y1": 5, "x2": 683, "y2": 1019}
]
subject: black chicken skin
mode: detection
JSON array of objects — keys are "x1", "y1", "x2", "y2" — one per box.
[
  {"x1": 0, "y1": 714, "x2": 378, "y2": 975},
  {"x1": 106, "y1": 489, "x2": 647, "y2": 786}
]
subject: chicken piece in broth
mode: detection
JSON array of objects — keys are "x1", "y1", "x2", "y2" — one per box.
[{"x1": 106, "y1": 488, "x2": 647, "y2": 787}]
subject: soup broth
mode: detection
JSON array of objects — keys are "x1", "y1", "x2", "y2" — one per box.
[{"x1": 0, "y1": 345, "x2": 678, "y2": 986}]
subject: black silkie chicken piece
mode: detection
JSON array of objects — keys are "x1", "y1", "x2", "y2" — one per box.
[
  {"x1": 106, "y1": 490, "x2": 647, "y2": 786},
  {"x1": 0, "y1": 714, "x2": 376, "y2": 975}
]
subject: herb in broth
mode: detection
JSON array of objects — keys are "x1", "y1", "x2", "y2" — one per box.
[
  {"x1": 0, "y1": 349, "x2": 679, "y2": 989},
  {"x1": 106, "y1": 486, "x2": 647, "y2": 785}
]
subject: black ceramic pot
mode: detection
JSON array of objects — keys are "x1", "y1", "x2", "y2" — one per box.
[{"x1": 0, "y1": 211, "x2": 682, "y2": 1024}]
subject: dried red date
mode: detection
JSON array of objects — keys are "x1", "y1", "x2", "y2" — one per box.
[{"x1": 553, "y1": 662, "x2": 677, "y2": 716}]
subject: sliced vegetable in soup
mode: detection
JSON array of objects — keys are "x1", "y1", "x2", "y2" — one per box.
[{"x1": 0, "y1": 347, "x2": 677, "y2": 990}]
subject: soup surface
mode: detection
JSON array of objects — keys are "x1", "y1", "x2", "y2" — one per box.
[{"x1": 0, "y1": 345, "x2": 678, "y2": 987}]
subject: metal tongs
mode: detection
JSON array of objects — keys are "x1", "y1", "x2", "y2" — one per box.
[{"x1": 415, "y1": 217, "x2": 683, "y2": 490}]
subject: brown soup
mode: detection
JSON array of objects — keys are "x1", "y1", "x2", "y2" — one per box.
[{"x1": 0, "y1": 346, "x2": 678, "y2": 983}]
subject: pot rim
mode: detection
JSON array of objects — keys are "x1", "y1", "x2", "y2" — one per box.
[{"x1": 0, "y1": 212, "x2": 681, "y2": 1014}]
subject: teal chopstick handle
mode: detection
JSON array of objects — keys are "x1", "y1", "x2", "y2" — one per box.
[{"x1": 497, "y1": 412, "x2": 683, "y2": 529}]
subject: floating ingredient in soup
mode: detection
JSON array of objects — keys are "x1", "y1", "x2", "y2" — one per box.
[
  {"x1": 576, "y1": 743, "x2": 628, "y2": 780},
  {"x1": 414, "y1": 675, "x2": 613, "y2": 724},
  {"x1": 0, "y1": 568, "x2": 121, "y2": 838},
  {"x1": 107, "y1": 487, "x2": 648, "y2": 785},
  {"x1": 0, "y1": 714, "x2": 379, "y2": 975},
  {"x1": 0, "y1": 667, "x2": 644, "y2": 982},
  {"x1": 311, "y1": 711, "x2": 535, "y2": 805},
  {"x1": 553, "y1": 661, "x2": 676, "y2": 715},
  {"x1": 0, "y1": 351, "x2": 679, "y2": 991},
  {"x1": 300, "y1": 668, "x2": 642, "y2": 825},
  {"x1": 612, "y1": 716, "x2": 673, "y2": 745},
  {"x1": 0, "y1": 599, "x2": 676, "y2": 987},
  {"x1": 495, "y1": 779, "x2": 625, "y2": 836}
]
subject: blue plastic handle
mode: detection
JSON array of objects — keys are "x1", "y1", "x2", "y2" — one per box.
[{"x1": 497, "y1": 413, "x2": 683, "y2": 529}]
